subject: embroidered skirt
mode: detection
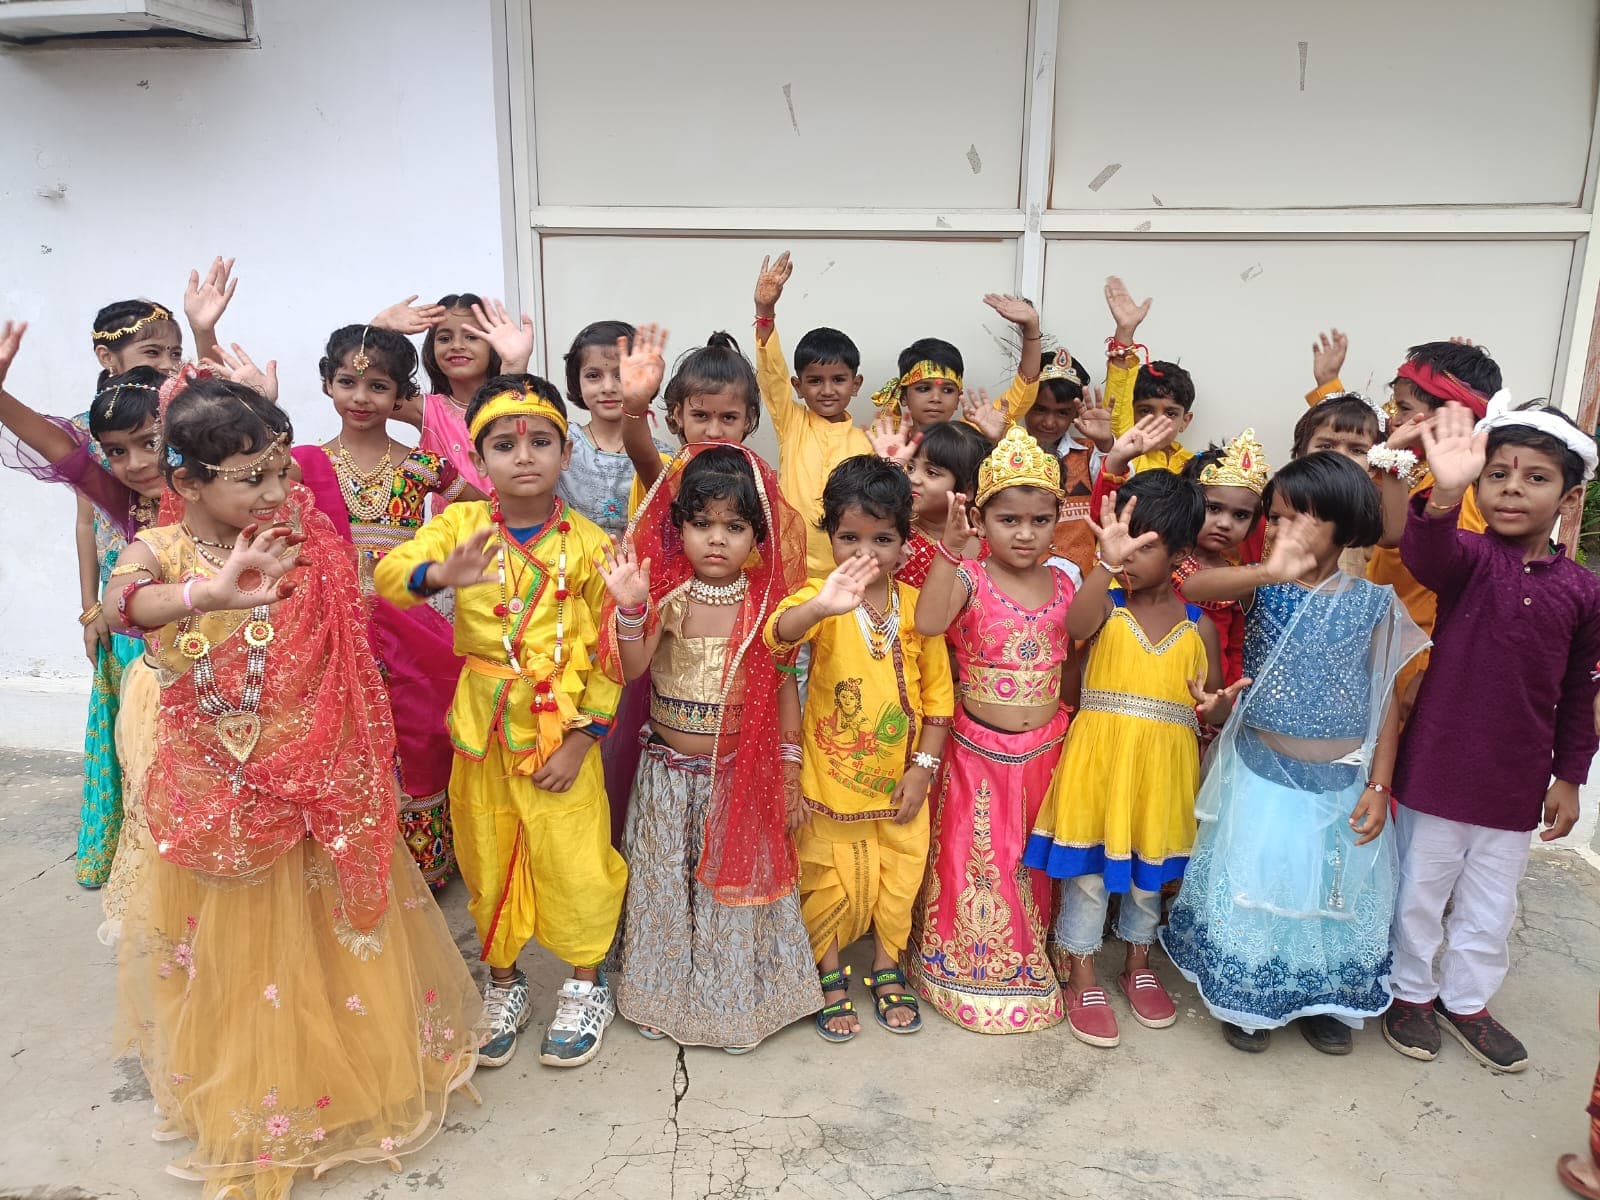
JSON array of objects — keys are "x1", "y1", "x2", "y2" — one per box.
[
  {"x1": 903, "y1": 706, "x2": 1070, "y2": 1034},
  {"x1": 1160, "y1": 744, "x2": 1398, "y2": 1031},
  {"x1": 76, "y1": 632, "x2": 144, "y2": 887},
  {"x1": 117, "y1": 836, "x2": 481, "y2": 1200},
  {"x1": 99, "y1": 657, "x2": 159, "y2": 946},
  {"x1": 609, "y1": 734, "x2": 821, "y2": 1048}
]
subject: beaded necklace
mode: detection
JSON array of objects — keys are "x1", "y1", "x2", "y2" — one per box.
[
  {"x1": 686, "y1": 575, "x2": 748, "y2": 606},
  {"x1": 854, "y1": 584, "x2": 900, "y2": 661},
  {"x1": 336, "y1": 439, "x2": 395, "y2": 523},
  {"x1": 174, "y1": 584, "x2": 274, "y2": 792},
  {"x1": 490, "y1": 495, "x2": 570, "y2": 716}
]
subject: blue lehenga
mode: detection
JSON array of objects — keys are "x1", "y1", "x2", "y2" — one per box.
[
  {"x1": 77, "y1": 512, "x2": 143, "y2": 888},
  {"x1": 1160, "y1": 575, "x2": 1426, "y2": 1031}
]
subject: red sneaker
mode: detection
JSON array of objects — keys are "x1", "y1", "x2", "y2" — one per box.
[
  {"x1": 1118, "y1": 968, "x2": 1177, "y2": 1029},
  {"x1": 1066, "y1": 986, "x2": 1120, "y2": 1047}
]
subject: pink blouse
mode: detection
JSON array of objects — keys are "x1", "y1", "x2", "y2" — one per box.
[{"x1": 419, "y1": 393, "x2": 490, "y2": 496}]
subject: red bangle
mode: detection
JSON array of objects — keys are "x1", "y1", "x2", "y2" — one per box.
[
  {"x1": 117, "y1": 576, "x2": 161, "y2": 632},
  {"x1": 1365, "y1": 781, "x2": 1394, "y2": 798},
  {"x1": 936, "y1": 541, "x2": 963, "y2": 566}
]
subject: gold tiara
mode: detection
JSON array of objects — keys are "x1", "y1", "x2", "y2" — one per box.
[
  {"x1": 1198, "y1": 428, "x2": 1270, "y2": 495},
  {"x1": 1038, "y1": 348, "x2": 1083, "y2": 386},
  {"x1": 975, "y1": 424, "x2": 1063, "y2": 506},
  {"x1": 92, "y1": 305, "x2": 173, "y2": 343}
]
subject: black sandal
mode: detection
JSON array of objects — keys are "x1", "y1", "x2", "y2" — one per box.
[
  {"x1": 815, "y1": 965, "x2": 856, "y2": 1043},
  {"x1": 866, "y1": 967, "x2": 922, "y2": 1035}
]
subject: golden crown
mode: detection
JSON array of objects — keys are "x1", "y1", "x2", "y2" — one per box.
[
  {"x1": 1198, "y1": 427, "x2": 1270, "y2": 495},
  {"x1": 975, "y1": 424, "x2": 1063, "y2": 507},
  {"x1": 1038, "y1": 347, "x2": 1083, "y2": 386}
]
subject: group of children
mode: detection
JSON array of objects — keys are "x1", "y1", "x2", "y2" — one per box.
[{"x1": 3, "y1": 253, "x2": 1598, "y2": 1200}]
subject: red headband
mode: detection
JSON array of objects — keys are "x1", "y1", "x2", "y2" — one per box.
[{"x1": 1395, "y1": 360, "x2": 1488, "y2": 419}]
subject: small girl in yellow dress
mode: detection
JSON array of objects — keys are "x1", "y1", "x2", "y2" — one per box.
[{"x1": 1024, "y1": 471, "x2": 1246, "y2": 1049}]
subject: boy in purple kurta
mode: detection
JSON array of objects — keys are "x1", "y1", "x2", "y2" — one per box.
[{"x1": 1383, "y1": 400, "x2": 1600, "y2": 1074}]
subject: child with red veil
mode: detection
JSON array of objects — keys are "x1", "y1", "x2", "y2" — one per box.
[{"x1": 598, "y1": 443, "x2": 822, "y2": 1050}]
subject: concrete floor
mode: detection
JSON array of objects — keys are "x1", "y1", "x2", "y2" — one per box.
[{"x1": 2, "y1": 750, "x2": 1599, "y2": 1200}]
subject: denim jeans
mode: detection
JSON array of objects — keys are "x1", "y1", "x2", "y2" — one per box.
[{"x1": 1054, "y1": 873, "x2": 1162, "y2": 955}]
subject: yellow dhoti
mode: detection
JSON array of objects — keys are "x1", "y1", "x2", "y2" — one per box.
[
  {"x1": 798, "y1": 806, "x2": 930, "y2": 962},
  {"x1": 449, "y1": 738, "x2": 627, "y2": 970}
]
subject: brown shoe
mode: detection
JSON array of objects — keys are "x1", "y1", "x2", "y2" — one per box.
[
  {"x1": 1434, "y1": 999, "x2": 1528, "y2": 1073},
  {"x1": 1382, "y1": 999, "x2": 1440, "y2": 1061}
]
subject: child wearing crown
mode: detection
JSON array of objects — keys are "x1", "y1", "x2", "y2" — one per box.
[
  {"x1": 907, "y1": 426, "x2": 1079, "y2": 1033},
  {"x1": 375, "y1": 374, "x2": 628, "y2": 1072},
  {"x1": 1174, "y1": 430, "x2": 1271, "y2": 688}
]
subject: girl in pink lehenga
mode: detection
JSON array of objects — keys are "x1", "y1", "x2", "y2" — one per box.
[{"x1": 904, "y1": 427, "x2": 1078, "y2": 1034}]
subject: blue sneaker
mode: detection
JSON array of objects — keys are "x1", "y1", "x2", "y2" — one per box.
[
  {"x1": 477, "y1": 970, "x2": 532, "y2": 1067},
  {"x1": 538, "y1": 975, "x2": 614, "y2": 1068}
]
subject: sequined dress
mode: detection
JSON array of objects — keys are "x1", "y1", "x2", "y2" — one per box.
[{"x1": 1161, "y1": 577, "x2": 1426, "y2": 1031}]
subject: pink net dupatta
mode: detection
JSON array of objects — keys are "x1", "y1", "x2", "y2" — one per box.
[{"x1": 599, "y1": 443, "x2": 809, "y2": 906}]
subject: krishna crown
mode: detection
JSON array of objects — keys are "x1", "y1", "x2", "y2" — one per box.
[
  {"x1": 975, "y1": 425, "x2": 1063, "y2": 507},
  {"x1": 1198, "y1": 428, "x2": 1270, "y2": 495}
]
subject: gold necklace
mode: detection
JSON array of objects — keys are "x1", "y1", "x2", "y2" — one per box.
[{"x1": 336, "y1": 439, "x2": 394, "y2": 523}]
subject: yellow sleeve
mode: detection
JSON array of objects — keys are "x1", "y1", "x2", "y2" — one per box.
[
  {"x1": 571, "y1": 526, "x2": 622, "y2": 723},
  {"x1": 755, "y1": 326, "x2": 800, "y2": 440},
  {"x1": 916, "y1": 628, "x2": 956, "y2": 721},
  {"x1": 764, "y1": 581, "x2": 822, "y2": 653},
  {"x1": 373, "y1": 502, "x2": 479, "y2": 610},
  {"x1": 627, "y1": 450, "x2": 675, "y2": 518},
  {"x1": 999, "y1": 371, "x2": 1040, "y2": 423},
  {"x1": 1107, "y1": 351, "x2": 1139, "y2": 437},
  {"x1": 1306, "y1": 377, "x2": 1346, "y2": 406}
]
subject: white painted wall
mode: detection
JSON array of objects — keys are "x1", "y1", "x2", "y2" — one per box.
[{"x1": 0, "y1": 0, "x2": 506, "y2": 746}]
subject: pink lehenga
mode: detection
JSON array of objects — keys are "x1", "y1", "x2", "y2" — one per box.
[{"x1": 903, "y1": 562, "x2": 1075, "y2": 1034}]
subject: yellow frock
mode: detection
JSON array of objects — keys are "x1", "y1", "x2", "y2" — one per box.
[{"x1": 1024, "y1": 591, "x2": 1206, "y2": 892}]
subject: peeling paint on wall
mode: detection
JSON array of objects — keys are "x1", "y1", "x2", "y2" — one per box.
[
  {"x1": 965, "y1": 144, "x2": 982, "y2": 175},
  {"x1": 782, "y1": 83, "x2": 799, "y2": 135},
  {"x1": 1298, "y1": 41, "x2": 1308, "y2": 91},
  {"x1": 1087, "y1": 163, "x2": 1121, "y2": 191},
  {"x1": 1240, "y1": 262, "x2": 1264, "y2": 283}
]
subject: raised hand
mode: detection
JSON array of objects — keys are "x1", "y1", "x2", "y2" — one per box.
[
  {"x1": 1107, "y1": 412, "x2": 1176, "y2": 473},
  {"x1": 1348, "y1": 786, "x2": 1388, "y2": 846},
  {"x1": 428, "y1": 526, "x2": 499, "y2": 589},
  {"x1": 1262, "y1": 512, "x2": 1321, "y2": 582},
  {"x1": 184, "y1": 257, "x2": 238, "y2": 332},
  {"x1": 1311, "y1": 328, "x2": 1348, "y2": 387},
  {"x1": 1076, "y1": 387, "x2": 1114, "y2": 450},
  {"x1": 1085, "y1": 491, "x2": 1158, "y2": 566},
  {"x1": 200, "y1": 523, "x2": 302, "y2": 611},
  {"x1": 813, "y1": 552, "x2": 880, "y2": 617},
  {"x1": 465, "y1": 298, "x2": 535, "y2": 369},
  {"x1": 619, "y1": 323, "x2": 668, "y2": 411},
  {"x1": 981, "y1": 293, "x2": 1041, "y2": 336},
  {"x1": 1187, "y1": 673, "x2": 1252, "y2": 727},
  {"x1": 1104, "y1": 275, "x2": 1152, "y2": 342},
  {"x1": 0, "y1": 319, "x2": 26, "y2": 388},
  {"x1": 959, "y1": 386, "x2": 1007, "y2": 443},
  {"x1": 941, "y1": 491, "x2": 978, "y2": 554},
  {"x1": 1417, "y1": 403, "x2": 1487, "y2": 493},
  {"x1": 754, "y1": 252, "x2": 793, "y2": 310},
  {"x1": 203, "y1": 342, "x2": 279, "y2": 403},
  {"x1": 371, "y1": 295, "x2": 446, "y2": 335},
  {"x1": 599, "y1": 538, "x2": 652, "y2": 609},
  {"x1": 867, "y1": 410, "x2": 919, "y2": 465}
]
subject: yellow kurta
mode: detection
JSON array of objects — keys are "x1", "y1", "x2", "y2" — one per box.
[
  {"x1": 375, "y1": 498, "x2": 621, "y2": 760},
  {"x1": 766, "y1": 577, "x2": 955, "y2": 959},
  {"x1": 756, "y1": 328, "x2": 875, "y2": 580},
  {"x1": 1107, "y1": 350, "x2": 1193, "y2": 475},
  {"x1": 374, "y1": 498, "x2": 626, "y2": 968}
]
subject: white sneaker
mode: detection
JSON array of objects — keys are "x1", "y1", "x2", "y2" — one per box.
[
  {"x1": 538, "y1": 976, "x2": 615, "y2": 1068},
  {"x1": 478, "y1": 969, "x2": 532, "y2": 1067}
]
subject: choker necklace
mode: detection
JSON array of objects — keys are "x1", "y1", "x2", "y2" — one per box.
[
  {"x1": 686, "y1": 574, "x2": 748, "y2": 606},
  {"x1": 855, "y1": 586, "x2": 900, "y2": 660},
  {"x1": 183, "y1": 523, "x2": 233, "y2": 550}
]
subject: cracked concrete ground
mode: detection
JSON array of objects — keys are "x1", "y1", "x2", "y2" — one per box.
[{"x1": 3, "y1": 749, "x2": 1599, "y2": 1200}]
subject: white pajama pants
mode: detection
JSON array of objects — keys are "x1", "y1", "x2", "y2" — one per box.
[{"x1": 1389, "y1": 806, "x2": 1532, "y2": 1013}]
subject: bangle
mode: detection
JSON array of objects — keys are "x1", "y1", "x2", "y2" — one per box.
[
  {"x1": 616, "y1": 631, "x2": 644, "y2": 643},
  {"x1": 910, "y1": 750, "x2": 940, "y2": 771},
  {"x1": 1424, "y1": 497, "x2": 1460, "y2": 515},
  {"x1": 116, "y1": 577, "x2": 160, "y2": 632},
  {"x1": 1365, "y1": 446, "x2": 1418, "y2": 478},
  {"x1": 936, "y1": 541, "x2": 963, "y2": 566},
  {"x1": 778, "y1": 742, "x2": 803, "y2": 763},
  {"x1": 182, "y1": 578, "x2": 204, "y2": 614},
  {"x1": 77, "y1": 602, "x2": 103, "y2": 628}
]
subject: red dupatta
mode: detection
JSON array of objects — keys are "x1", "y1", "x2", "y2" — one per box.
[{"x1": 599, "y1": 443, "x2": 809, "y2": 906}]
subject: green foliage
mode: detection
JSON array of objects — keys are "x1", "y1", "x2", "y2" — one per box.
[{"x1": 1580, "y1": 478, "x2": 1600, "y2": 567}]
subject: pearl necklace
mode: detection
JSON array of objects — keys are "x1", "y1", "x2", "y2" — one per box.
[
  {"x1": 686, "y1": 575, "x2": 748, "y2": 606},
  {"x1": 854, "y1": 586, "x2": 900, "y2": 660},
  {"x1": 336, "y1": 440, "x2": 394, "y2": 523}
]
